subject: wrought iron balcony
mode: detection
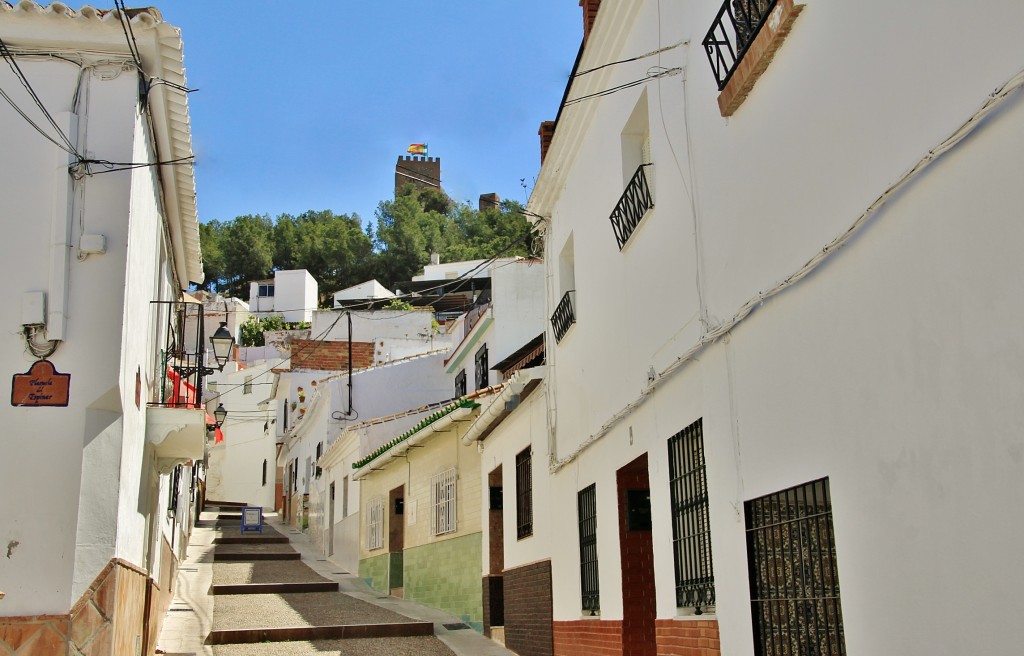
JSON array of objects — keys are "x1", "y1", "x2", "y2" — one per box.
[
  {"x1": 609, "y1": 164, "x2": 654, "y2": 250},
  {"x1": 703, "y1": 0, "x2": 777, "y2": 90},
  {"x1": 551, "y1": 290, "x2": 576, "y2": 343},
  {"x1": 146, "y1": 300, "x2": 214, "y2": 469}
]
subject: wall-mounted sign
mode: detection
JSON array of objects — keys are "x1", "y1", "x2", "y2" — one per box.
[{"x1": 11, "y1": 360, "x2": 70, "y2": 407}]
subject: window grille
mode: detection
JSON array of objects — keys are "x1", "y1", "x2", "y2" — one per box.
[
  {"x1": 243, "y1": 375, "x2": 252, "y2": 394},
  {"x1": 609, "y1": 164, "x2": 654, "y2": 249},
  {"x1": 366, "y1": 495, "x2": 385, "y2": 550},
  {"x1": 551, "y1": 291, "x2": 576, "y2": 343},
  {"x1": 455, "y1": 369, "x2": 467, "y2": 397},
  {"x1": 474, "y1": 344, "x2": 489, "y2": 390},
  {"x1": 746, "y1": 477, "x2": 846, "y2": 656},
  {"x1": 431, "y1": 467, "x2": 458, "y2": 536},
  {"x1": 516, "y1": 448, "x2": 533, "y2": 539},
  {"x1": 577, "y1": 483, "x2": 600, "y2": 614},
  {"x1": 668, "y1": 419, "x2": 715, "y2": 612},
  {"x1": 168, "y1": 464, "x2": 182, "y2": 515}
]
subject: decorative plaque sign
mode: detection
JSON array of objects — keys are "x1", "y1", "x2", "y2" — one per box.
[{"x1": 11, "y1": 360, "x2": 70, "y2": 407}]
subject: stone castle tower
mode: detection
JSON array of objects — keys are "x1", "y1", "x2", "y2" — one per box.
[{"x1": 395, "y1": 156, "x2": 441, "y2": 195}]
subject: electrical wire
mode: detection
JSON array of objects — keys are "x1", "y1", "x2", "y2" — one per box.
[
  {"x1": 549, "y1": 66, "x2": 1024, "y2": 472},
  {"x1": 563, "y1": 67, "x2": 683, "y2": 108},
  {"x1": 113, "y1": 1, "x2": 143, "y2": 70},
  {"x1": 575, "y1": 38, "x2": 687, "y2": 78},
  {"x1": 0, "y1": 36, "x2": 80, "y2": 157}
]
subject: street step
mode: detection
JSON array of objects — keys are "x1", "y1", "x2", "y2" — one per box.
[
  {"x1": 212, "y1": 581, "x2": 339, "y2": 595},
  {"x1": 214, "y1": 551, "x2": 301, "y2": 561},
  {"x1": 209, "y1": 635, "x2": 457, "y2": 655},
  {"x1": 204, "y1": 499, "x2": 249, "y2": 508},
  {"x1": 214, "y1": 536, "x2": 289, "y2": 544},
  {"x1": 209, "y1": 592, "x2": 433, "y2": 645},
  {"x1": 207, "y1": 621, "x2": 434, "y2": 645}
]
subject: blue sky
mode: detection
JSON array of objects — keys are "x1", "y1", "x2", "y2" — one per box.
[{"x1": 151, "y1": 1, "x2": 583, "y2": 227}]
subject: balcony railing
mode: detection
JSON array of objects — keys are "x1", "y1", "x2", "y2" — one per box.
[
  {"x1": 464, "y1": 301, "x2": 491, "y2": 340},
  {"x1": 551, "y1": 290, "x2": 576, "y2": 343},
  {"x1": 150, "y1": 300, "x2": 213, "y2": 409},
  {"x1": 703, "y1": 0, "x2": 777, "y2": 90},
  {"x1": 609, "y1": 164, "x2": 654, "y2": 250}
]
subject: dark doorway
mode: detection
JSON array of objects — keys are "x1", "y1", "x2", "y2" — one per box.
[
  {"x1": 484, "y1": 466, "x2": 505, "y2": 637},
  {"x1": 617, "y1": 453, "x2": 656, "y2": 656},
  {"x1": 389, "y1": 485, "x2": 405, "y2": 594}
]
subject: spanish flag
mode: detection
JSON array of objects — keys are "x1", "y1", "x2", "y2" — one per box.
[{"x1": 407, "y1": 143, "x2": 428, "y2": 156}]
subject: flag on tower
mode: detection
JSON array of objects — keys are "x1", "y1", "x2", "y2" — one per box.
[{"x1": 407, "y1": 143, "x2": 428, "y2": 156}]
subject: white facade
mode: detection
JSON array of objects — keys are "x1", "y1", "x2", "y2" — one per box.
[
  {"x1": 0, "y1": 2, "x2": 203, "y2": 642},
  {"x1": 248, "y1": 268, "x2": 318, "y2": 323},
  {"x1": 205, "y1": 359, "x2": 277, "y2": 509},
  {"x1": 312, "y1": 308, "x2": 458, "y2": 362},
  {"x1": 531, "y1": 1, "x2": 1024, "y2": 654}
]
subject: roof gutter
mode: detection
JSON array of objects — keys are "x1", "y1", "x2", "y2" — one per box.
[
  {"x1": 352, "y1": 405, "x2": 476, "y2": 481},
  {"x1": 461, "y1": 370, "x2": 538, "y2": 446}
]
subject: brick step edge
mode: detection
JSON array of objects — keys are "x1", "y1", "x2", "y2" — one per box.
[
  {"x1": 207, "y1": 621, "x2": 434, "y2": 645},
  {"x1": 212, "y1": 582, "x2": 339, "y2": 595},
  {"x1": 214, "y1": 536, "x2": 289, "y2": 544},
  {"x1": 213, "y1": 552, "x2": 301, "y2": 561}
]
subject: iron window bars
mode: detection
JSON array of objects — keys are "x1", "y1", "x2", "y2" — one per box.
[
  {"x1": 455, "y1": 369, "x2": 467, "y2": 397},
  {"x1": 431, "y1": 467, "x2": 458, "y2": 536},
  {"x1": 746, "y1": 477, "x2": 846, "y2": 656},
  {"x1": 516, "y1": 448, "x2": 533, "y2": 539},
  {"x1": 703, "y1": 0, "x2": 778, "y2": 91},
  {"x1": 367, "y1": 495, "x2": 385, "y2": 550},
  {"x1": 609, "y1": 164, "x2": 654, "y2": 250},
  {"x1": 475, "y1": 344, "x2": 489, "y2": 390},
  {"x1": 578, "y1": 483, "x2": 600, "y2": 614},
  {"x1": 668, "y1": 419, "x2": 715, "y2": 612},
  {"x1": 551, "y1": 290, "x2": 577, "y2": 343}
]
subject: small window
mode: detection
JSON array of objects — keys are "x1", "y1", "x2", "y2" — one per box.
[
  {"x1": 578, "y1": 483, "x2": 600, "y2": 614},
  {"x1": 516, "y1": 447, "x2": 533, "y2": 540},
  {"x1": 315, "y1": 441, "x2": 322, "y2": 461},
  {"x1": 431, "y1": 466, "x2": 457, "y2": 536},
  {"x1": 474, "y1": 344, "x2": 489, "y2": 390},
  {"x1": 293, "y1": 458, "x2": 298, "y2": 491},
  {"x1": 261, "y1": 459, "x2": 267, "y2": 486},
  {"x1": 168, "y1": 465, "x2": 182, "y2": 515},
  {"x1": 258, "y1": 283, "x2": 274, "y2": 297},
  {"x1": 243, "y1": 375, "x2": 252, "y2": 395},
  {"x1": 455, "y1": 369, "x2": 467, "y2": 397},
  {"x1": 367, "y1": 495, "x2": 385, "y2": 551}
]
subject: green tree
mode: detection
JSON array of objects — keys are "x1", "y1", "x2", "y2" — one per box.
[
  {"x1": 197, "y1": 220, "x2": 226, "y2": 291},
  {"x1": 219, "y1": 214, "x2": 274, "y2": 297}
]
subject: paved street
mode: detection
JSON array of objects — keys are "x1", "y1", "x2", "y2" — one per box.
[{"x1": 157, "y1": 510, "x2": 514, "y2": 656}]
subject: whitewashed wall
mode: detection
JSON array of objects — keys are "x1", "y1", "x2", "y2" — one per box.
[{"x1": 534, "y1": 1, "x2": 1024, "y2": 654}]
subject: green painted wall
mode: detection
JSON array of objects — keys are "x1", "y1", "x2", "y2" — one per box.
[
  {"x1": 404, "y1": 532, "x2": 483, "y2": 631},
  {"x1": 359, "y1": 552, "x2": 391, "y2": 593}
]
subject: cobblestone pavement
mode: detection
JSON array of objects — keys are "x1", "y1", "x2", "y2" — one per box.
[{"x1": 157, "y1": 510, "x2": 515, "y2": 656}]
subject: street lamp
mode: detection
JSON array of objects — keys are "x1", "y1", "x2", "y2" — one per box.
[
  {"x1": 209, "y1": 321, "x2": 235, "y2": 371},
  {"x1": 213, "y1": 402, "x2": 228, "y2": 427}
]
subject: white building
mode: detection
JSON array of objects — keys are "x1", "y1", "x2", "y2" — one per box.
[
  {"x1": 248, "y1": 268, "x2": 318, "y2": 323},
  {"x1": 204, "y1": 359, "x2": 277, "y2": 510},
  {"x1": 0, "y1": 4, "x2": 205, "y2": 653},
  {"x1": 529, "y1": 1, "x2": 1024, "y2": 655},
  {"x1": 333, "y1": 278, "x2": 396, "y2": 308}
]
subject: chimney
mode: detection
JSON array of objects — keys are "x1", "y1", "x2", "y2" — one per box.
[
  {"x1": 430, "y1": 252, "x2": 440, "y2": 266},
  {"x1": 539, "y1": 121, "x2": 556, "y2": 164},
  {"x1": 580, "y1": 0, "x2": 601, "y2": 46},
  {"x1": 479, "y1": 193, "x2": 500, "y2": 213}
]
